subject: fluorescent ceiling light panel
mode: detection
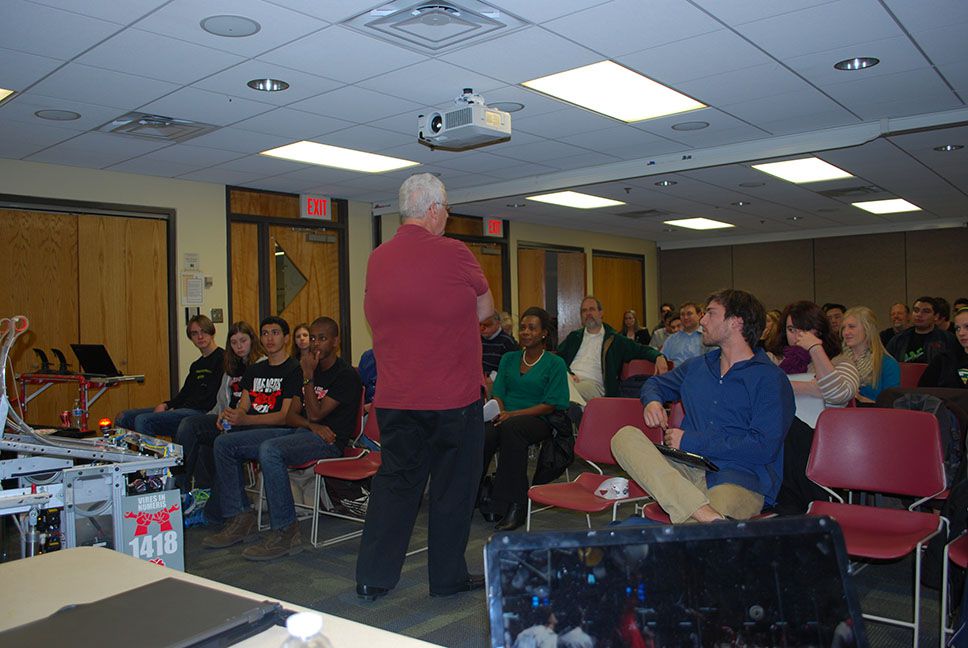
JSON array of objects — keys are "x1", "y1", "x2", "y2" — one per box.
[
  {"x1": 522, "y1": 61, "x2": 706, "y2": 123},
  {"x1": 260, "y1": 141, "x2": 419, "y2": 173},
  {"x1": 0, "y1": 88, "x2": 15, "y2": 103},
  {"x1": 526, "y1": 190, "x2": 625, "y2": 209},
  {"x1": 851, "y1": 198, "x2": 921, "y2": 214},
  {"x1": 751, "y1": 157, "x2": 854, "y2": 183},
  {"x1": 664, "y1": 218, "x2": 734, "y2": 230}
]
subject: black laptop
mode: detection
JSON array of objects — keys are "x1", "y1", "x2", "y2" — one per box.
[
  {"x1": 70, "y1": 343, "x2": 123, "y2": 377},
  {"x1": 485, "y1": 516, "x2": 867, "y2": 647}
]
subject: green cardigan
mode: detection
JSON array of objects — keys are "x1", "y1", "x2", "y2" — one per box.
[{"x1": 557, "y1": 324, "x2": 662, "y2": 397}]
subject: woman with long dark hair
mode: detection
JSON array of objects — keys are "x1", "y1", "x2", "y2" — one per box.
[{"x1": 481, "y1": 307, "x2": 570, "y2": 531}]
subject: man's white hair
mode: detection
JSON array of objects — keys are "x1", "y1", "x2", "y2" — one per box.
[{"x1": 399, "y1": 173, "x2": 446, "y2": 220}]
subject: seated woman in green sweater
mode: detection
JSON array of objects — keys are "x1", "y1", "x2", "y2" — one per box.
[{"x1": 482, "y1": 306, "x2": 570, "y2": 532}]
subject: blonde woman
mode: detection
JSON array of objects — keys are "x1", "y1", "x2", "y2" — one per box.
[{"x1": 838, "y1": 306, "x2": 900, "y2": 403}]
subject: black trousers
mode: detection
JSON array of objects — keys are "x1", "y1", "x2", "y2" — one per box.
[
  {"x1": 356, "y1": 400, "x2": 483, "y2": 593},
  {"x1": 483, "y1": 415, "x2": 554, "y2": 509},
  {"x1": 174, "y1": 414, "x2": 220, "y2": 491}
]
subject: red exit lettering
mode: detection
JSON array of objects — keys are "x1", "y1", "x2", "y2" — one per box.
[
  {"x1": 306, "y1": 197, "x2": 327, "y2": 216},
  {"x1": 484, "y1": 218, "x2": 503, "y2": 237}
]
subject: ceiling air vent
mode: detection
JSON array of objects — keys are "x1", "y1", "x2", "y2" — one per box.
[
  {"x1": 96, "y1": 112, "x2": 219, "y2": 143},
  {"x1": 617, "y1": 209, "x2": 670, "y2": 219},
  {"x1": 816, "y1": 185, "x2": 885, "y2": 199},
  {"x1": 343, "y1": 1, "x2": 527, "y2": 54}
]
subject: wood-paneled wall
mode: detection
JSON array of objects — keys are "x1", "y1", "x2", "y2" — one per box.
[
  {"x1": 593, "y1": 254, "x2": 644, "y2": 332},
  {"x1": 659, "y1": 228, "x2": 968, "y2": 324}
]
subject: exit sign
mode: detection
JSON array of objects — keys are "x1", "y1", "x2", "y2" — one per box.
[
  {"x1": 484, "y1": 218, "x2": 503, "y2": 237},
  {"x1": 300, "y1": 193, "x2": 331, "y2": 220}
]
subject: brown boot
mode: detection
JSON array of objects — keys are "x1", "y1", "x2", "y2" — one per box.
[
  {"x1": 242, "y1": 522, "x2": 303, "y2": 561},
  {"x1": 201, "y1": 511, "x2": 258, "y2": 549}
]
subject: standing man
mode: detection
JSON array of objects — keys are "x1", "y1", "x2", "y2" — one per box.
[
  {"x1": 880, "y1": 302, "x2": 910, "y2": 347},
  {"x1": 558, "y1": 296, "x2": 668, "y2": 401},
  {"x1": 356, "y1": 173, "x2": 493, "y2": 600},
  {"x1": 611, "y1": 289, "x2": 794, "y2": 523},
  {"x1": 659, "y1": 302, "x2": 712, "y2": 364}
]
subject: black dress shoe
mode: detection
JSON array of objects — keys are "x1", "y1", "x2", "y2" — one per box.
[
  {"x1": 429, "y1": 573, "x2": 485, "y2": 597},
  {"x1": 480, "y1": 511, "x2": 501, "y2": 523},
  {"x1": 356, "y1": 584, "x2": 390, "y2": 601},
  {"x1": 494, "y1": 503, "x2": 526, "y2": 531}
]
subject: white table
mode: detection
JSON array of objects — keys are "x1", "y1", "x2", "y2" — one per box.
[{"x1": 0, "y1": 547, "x2": 443, "y2": 647}]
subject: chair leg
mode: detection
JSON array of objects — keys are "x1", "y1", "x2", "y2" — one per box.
[
  {"x1": 941, "y1": 542, "x2": 950, "y2": 648},
  {"x1": 311, "y1": 475, "x2": 321, "y2": 548},
  {"x1": 525, "y1": 499, "x2": 532, "y2": 532},
  {"x1": 255, "y1": 474, "x2": 269, "y2": 531},
  {"x1": 585, "y1": 514, "x2": 591, "y2": 528},
  {"x1": 914, "y1": 543, "x2": 923, "y2": 648}
]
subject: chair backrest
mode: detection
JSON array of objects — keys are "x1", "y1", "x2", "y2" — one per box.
[
  {"x1": 806, "y1": 408, "x2": 945, "y2": 497},
  {"x1": 362, "y1": 410, "x2": 380, "y2": 444},
  {"x1": 668, "y1": 401, "x2": 685, "y2": 428},
  {"x1": 620, "y1": 359, "x2": 656, "y2": 380},
  {"x1": 575, "y1": 397, "x2": 661, "y2": 465},
  {"x1": 899, "y1": 362, "x2": 929, "y2": 388},
  {"x1": 350, "y1": 388, "x2": 366, "y2": 444}
]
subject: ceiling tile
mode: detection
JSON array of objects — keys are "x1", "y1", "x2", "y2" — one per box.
[
  {"x1": 512, "y1": 106, "x2": 617, "y2": 139},
  {"x1": 634, "y1": 108, "x2": 770, "y2": 144},
  {"x1": 937, "y1": 61, "x2": 968, "y2": 97},
  {"x1": 176, "y1": 167, "x2": 267, "y2": 185},
  {"x1": 139, "y1": 87, "x2": 274, "y2": 126},
  {"x1": 147, "y1": 144, "x2": 245, "y2": 167},
  {"x1": 193, "y1": 60, "x2": 343, "y2": 105},
  {"x1": 105, "y1": 158, "x2": 201, "y2": 178},
  {"x1": 28, "y1": 0, "x2": 169, "y2": 24},
  {"x1": 557, "y1": 125, "x2": 678, "y2": 152},
  {"x1": 0, "y1": 93, "x2": 122, "y2": 132},
  {"x1": 483, "y1": 161, "x2": 557, "y2": 180},
  {"x1": 217, "y1": 154, "x2": 309, "y2": 175},
  {"x1": 822, "y1": 67, "x2": 962, "y2": 120},
  {"x1": 0, "y1": 48, "x2": 65, "y2": 91},
  {"x1": 356, "y1": 59, "x2": 504, "y2": 105},
  {"x1": 491, "y1": 139, "x2": 593, "y2": 164},
  {"x1": 486, "y1": 0, "x2": 611, "y2": 23},
  {"x1": 289, "y1": 85, "x2": 422, "y2": 124},
  {"x1": 784, "y1": 35, "x2": 932, "y2": 86},
  {"x1": 440, "y1": 27, "x2": 600, "y2": 85},
  {"x1": 133, "y1": 0, "x2": 328, "y2": 57},
  {"x1": 719, "y1": 87, "x2": 855, "y2": 125},
  {"x1": 28, "y1": 63, "x2": 179, "y2": 109},
  {"x1": 27, "y1": 131, "x2": 169, "y2": 167},
  {"x1": 881, "y1": 0, "x2": 968, "y2": 33},
  {"x1": 910, "y1": 23, "x2": 968, "y2": 67},
  {"x1": 1, "y1": 0, "x2": 121, "y2": 59},
  {"x1": 77, "y1": 29, "x2": 245, "y2": 84},
  {"x1": 314, "y1": 125, "x2": 414, "y2": 151},
  {"x1": 618, "y1": 29, "x2": 774, "y2": 86},
  {"x1": 678, "y1": 63, "x2": 814, "y2": 106},
  {"x1": 258, "y1": 26, "x2": 427, "y2": 84},
  {"x1": 185, "y1": 127, "x2": 292, "y2": 154},
  {"x1": 232, "y1": 108, "x2": 352, "y2": 139},
  {"x1": 735, "y1": 0, "x2": 902, "y2": 59},
  {"x1": 545, "y1": 151, "x2": 622, "y2": 171},
  {"x1": 689, "y1": 0, "x2": 840, "y2": 25},
  {"x1": 0, "y1": 119, "x2": 81, "y2": 157},
  {"x1": 544, "y1": 0, "x2": 721, "y2": 58}
]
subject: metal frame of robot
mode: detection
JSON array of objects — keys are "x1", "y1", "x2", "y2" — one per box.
[{"x1": 0, "y1": 314, "x2": 182, "y2": 554}]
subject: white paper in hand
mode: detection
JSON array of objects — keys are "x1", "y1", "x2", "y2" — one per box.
[{"x1": 482, "y1": 399, "x2": 500, "y2": 422}]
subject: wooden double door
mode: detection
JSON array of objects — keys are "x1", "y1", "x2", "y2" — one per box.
[{"x1": 0, "y1": 208, "x2": 169, "y2": 425}]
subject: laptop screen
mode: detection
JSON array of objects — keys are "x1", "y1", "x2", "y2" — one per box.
[{"x1": 485, "y1": 517, "x2": 866, "y2": 648}]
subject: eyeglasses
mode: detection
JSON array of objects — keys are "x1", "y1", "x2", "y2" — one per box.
[{"x1": 435, "y1": 201, "x2": 450, "y2": 212}]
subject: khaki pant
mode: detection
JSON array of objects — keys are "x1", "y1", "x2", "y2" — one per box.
[
  {"x1": 572, "y1": 378, "x2": 604, "y2": 402},
  {"x1": 611, "y1": 426, "x2": 763, "y2": 524}
]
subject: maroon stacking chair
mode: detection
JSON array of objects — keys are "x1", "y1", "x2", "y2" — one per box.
[
  {"x1": 806, "y1": 408, "x2": 946, "y2": 648},
  {"x1": 900, "y1": 362, "x2": 929, "y2": 388},
  {"x1": 310, "y1": 409, "x2": 381, "y2": 547},
  {"x1": 526, "y1": 397, "x2": 660, "y2": 530},
  {"x1": 620, "y1": 359, "x2": 656, "y2": 380},
  {"x1": 942, "y1": 533, "x2": 968, "y2": 647}
]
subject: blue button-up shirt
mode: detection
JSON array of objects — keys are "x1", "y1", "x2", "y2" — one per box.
[{"x1": 641, "y1": 348, "x2": 795, "y2": 505}]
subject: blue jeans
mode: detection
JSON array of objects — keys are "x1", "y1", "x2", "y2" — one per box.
[
  {"x1": 117, "y1": 407, "x2": 203, "y2": 438},
  {"x1": 213, "y1": 427, "x2": 341, "y2": 529}
]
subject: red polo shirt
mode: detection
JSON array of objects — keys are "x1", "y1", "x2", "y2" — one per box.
[{"x1": 365, "y1": 223, "x2": 489, "y2": 410}]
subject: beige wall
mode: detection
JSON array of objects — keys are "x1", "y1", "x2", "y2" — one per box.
[
  {"x1": 0, "y1": 159, "x2": 227, "y2": 383},
  {"x1": 659, "y1": 228, "x2": 968, "y2": 324}
]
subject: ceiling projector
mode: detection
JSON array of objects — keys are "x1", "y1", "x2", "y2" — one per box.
[{"x1": 418, "y1": 88, "x2": 511, "y2": 151}]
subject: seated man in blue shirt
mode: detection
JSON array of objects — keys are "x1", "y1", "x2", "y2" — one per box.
[
  {"x1": 612, "y1": 289, "x2": 794, "y2": 523},
  {"x1": 659, "y1": 302, "x2": 713, "y2": 364}
]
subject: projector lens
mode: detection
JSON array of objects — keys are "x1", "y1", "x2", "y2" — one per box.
[{"x1": 430, "y1": 114, "x2": 443, "y2": 133}]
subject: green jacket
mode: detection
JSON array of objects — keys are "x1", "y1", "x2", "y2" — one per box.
[{"x1": 558, "y1": 324, "x2": 662, "y2": 397}]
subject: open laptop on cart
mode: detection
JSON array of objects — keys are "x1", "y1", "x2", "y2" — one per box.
[{"x1": 485, "y1": 516, "x2": 867, "y2": 647}]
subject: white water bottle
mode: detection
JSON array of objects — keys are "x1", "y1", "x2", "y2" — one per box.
[{"x1": 281, "y1": 612, "x2": 334, "y2": 648}]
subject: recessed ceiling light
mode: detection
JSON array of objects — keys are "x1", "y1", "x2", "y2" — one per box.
[
  {"x1": 490, "y1": 102, "x2": 525, "y2": 113},
  {"x1": 0, "y1": 88, "x2": 16, "y2": 104},
  {"x1": 834, "y1": 57, "x2": 880, "y2": 71},
  {"x1": 522, "y1": 60, "x2": 706, "y2": 123},
  {"x1": 526, "y1": 191, "x2": 625, "y2": 209},
  {"x1": 247, "y1": 78, "x2": 289, "y2": 92},
  {"x1": 851, "y1": 198, "x2": 921, "y2": 214},
  {"x1": 752, "y1": 157, "x2": 854, "y2": 183},
  {"x1": 663, "y1": 218, "x2": 734, "y2": 230},
  {"x1": 671, "y1": 120, "x2": 710, "y2": 131},
  {"x1": 738, "y1": 181, "x2": 765, "y2": 188},
  {"x1": 34, "y1": 109, "x2": 81, "y2": 121},
  {"x1": 200, "y1": 15, "x2": 261, "y2": 37},
  {"x1": 934, "y1": 144, "x2": 963, "y2": 152},
  {"x1": 654, "y1": 180, "x2": 677, "y2": 187},
  {"x1": 731, "y1": 201, "x2": 751, "y2": 206},
  {"x1": 505, "y1": 203, "x2": 527, "y2": 208},
  {"x1": 662, "y1": 227, "x2": 675, "y2": 232},
  {"x1": 260, "y1": 141, "x2": 419, "y2": 173},
  {"x1": 787, "y1": 216, "x2": 803, "y2": 221}
]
